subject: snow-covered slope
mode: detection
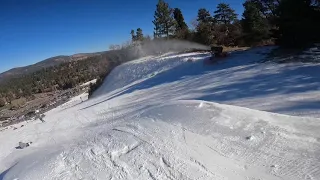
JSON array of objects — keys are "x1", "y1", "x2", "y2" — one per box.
[{"x1": 1, "y1": 48, "x2": 320, "y2": 180}]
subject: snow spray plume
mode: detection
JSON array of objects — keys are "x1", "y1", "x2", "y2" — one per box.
[{"x1": 125, "y1": 39, "x2": 210, "y2": 60}]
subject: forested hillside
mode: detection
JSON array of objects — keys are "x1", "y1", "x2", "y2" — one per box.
[
  {"x1": 0, "y1": 48, "x2": 143, "y2": 105},
  {"x1": 0, "y1": 56, "x2": 70, "y2": 83}
]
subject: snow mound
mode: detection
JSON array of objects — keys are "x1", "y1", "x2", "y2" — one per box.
[{"x1": 91, "y1": 52, "x2": 210, "y2": 98}]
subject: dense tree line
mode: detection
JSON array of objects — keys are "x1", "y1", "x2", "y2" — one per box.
[
  {"x1": 150, "y1": 1, "x2": 242, "y2": 46},
  {"x1": 242, "y1": 0, "x2": 320, "y2": 46},
  {"x1": 149, "y1": 0, "x2": 320, "y2": 47}
]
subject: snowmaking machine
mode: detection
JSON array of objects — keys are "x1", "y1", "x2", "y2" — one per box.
[
  {"x1": 210, "y1": 46, "x2": 228, "y2": 59},
  {"x1": 203, "y1": 46, "x2": 228, "y2": 65}
]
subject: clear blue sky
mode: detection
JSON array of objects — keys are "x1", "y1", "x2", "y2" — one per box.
[{"x1": 0, "y1": 0, "x2": 244, "y2": 73}]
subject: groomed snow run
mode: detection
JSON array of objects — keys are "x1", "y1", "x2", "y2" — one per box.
[{"x1": 1, "y1": 48, "x2": 320, "y2": 180}]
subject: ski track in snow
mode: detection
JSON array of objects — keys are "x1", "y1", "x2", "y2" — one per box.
[{"x1": 1, "y1": 48, "x2": 320, "y2": 180}]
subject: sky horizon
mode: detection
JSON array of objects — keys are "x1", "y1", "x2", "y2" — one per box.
[{"x1": 0, "y1": 0, "x2": 244, "y2": 73}]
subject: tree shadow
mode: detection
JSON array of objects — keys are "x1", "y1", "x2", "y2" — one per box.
[
  {"x1": 0, "y1": 165, "x2": 15, "y2": 180},
  {"x1": 195, "y1": 65, "x2": 320, "y2": 103}
]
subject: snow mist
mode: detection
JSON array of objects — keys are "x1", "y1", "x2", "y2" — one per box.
[{"x1": 126, "y1": 39, "x2": 210, "y2": 58}]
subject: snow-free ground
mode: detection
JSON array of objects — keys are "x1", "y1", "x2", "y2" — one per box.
[{"x1": 1, "y1": 47, "x2": 320, "y2": 180}]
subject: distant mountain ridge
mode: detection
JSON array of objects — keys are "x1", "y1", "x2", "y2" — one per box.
[{"x1": 0, "y1": 52, "x2": 103, "y2": 83}]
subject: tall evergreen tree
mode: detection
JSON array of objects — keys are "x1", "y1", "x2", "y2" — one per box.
[
  {"x1": 153, "y1": 0, "x2": 175, "y2": 38},
  {"x1": 173, "y1": 8, "x2": 189, "y2": 39},
  {"x1": 255, "y1": 0, "x2": 279, "y2": 18},
  {"x1": 136, "y1": 28, "x2": 144, "y2": 41},
  {"x1": 130, "y1": 30, "x2": 136, "y2": 41},
  {"x1": 242, "y1": 0, "x2": 270, "y2": 45},
  {"x1": 173, "y1": 8, "x2": 188, "y2": 31},
  {"x1": 195, "y1": 8, "x2": 214, "y2": 45},
  {"x1": 214, "y1": 3, "x2": 238, "y2": 24},
  {"x1": 247, "y1": 0, "x2": 279, "y2": 27},
  {"x1": 213, "y1": 3, "x2": 239, "y2": 46},
  {"x1": 197, "y1": 8, "x2": 212, "y2": 24}
]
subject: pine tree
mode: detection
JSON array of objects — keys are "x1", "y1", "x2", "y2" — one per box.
[
  {"x1": 214, "y1": 3, "x2": 238, "y2": 25},
  {"x1": 244, "y1": 0, "x2": 279, "y2": 29},
  {"x1": 173, "y1": 8, "x2": 188, "y2": 31},
  {"x1": 136, "y1": 28, "x2": 144, "y2": 41},
  {"x1": 153, "y1": 0, "x2": 175, "y2": 38},
  {"x1": 197, "y1": 8, "x2": 212, "y2": 24},
  {"x1": 173, "y1": 8, "x2": 189, "y2": 39},
  {"x1": 195, "y1": 8, "x2": 215, "y2": 45},
  {"x1": 242, "y1": 0, "x2": 270, "y2": 45},
  {"x1": 130, "y1": 30, "x2": 136, "y2": 41},
  {"x1": 212, "y1": 3, "x2": 239, "y2": 46},
  {"x1": 254, "y1": 0, "x2": 279, "y2": 19}
]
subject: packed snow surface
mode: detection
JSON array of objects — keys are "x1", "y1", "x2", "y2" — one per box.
[{"x1": 1, "y1": 48, "x2": 320, "y2": 180}]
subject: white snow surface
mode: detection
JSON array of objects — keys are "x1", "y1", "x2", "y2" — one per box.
[
  {"x1": 1, "y1": 48, "x2": 320, "y2": 180},
  {"x1": 80, "y1": 79, "x2": 97, "y2": 87}
]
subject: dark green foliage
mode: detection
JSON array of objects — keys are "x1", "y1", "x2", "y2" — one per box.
[
  {"x1": 255, "y1": 0, "x2": 279, "y2": 21},
  {"x1": 242, "y1": 0, "x2": 320, "y2": 47},
  {"x1": 218, "y1": 20, "x2": 243, "y2": 46},
  {"x1": 242, "y1": 0, "x2": 270, "y2": 45},
  {"x1": 197, "y1": 8, "x2": 212, "y2": 23},
  {"x1": 131, "y1": 30, "x2": 136, "y2": 41},
  {"x1": 153, "y1": 0, "x2": 175, "y2": 38},
  {"x1": 214, "y1": 3, "x2": 238, "y2": 25},
  {"x1": 194, "y1": 8, "x2": 215, "y2": 45},
  {"x1": 275, "y1": 0, "x2": 320, "y2": 47},
  {"x1": 136, "y1": 28, "x2": 144, "y2": 41},
  {"x1": 195, "y1": 22, "x2": 214, "y2": 45},
  {"x1": 173, "y1": 8, "x2": 190, "y2": 39},
  {"x1": 131, "y1": 28, "x2": 144, "y2": 42},
  {"x1": 173, "y1": 8, "x2": 188, "y2": 31},
  {"x1": 194, "y1": 4, "x2": 241, "y2": 46},
  {"x1": 213, "y1": 3, "x2": 240, "y2": 46}
]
